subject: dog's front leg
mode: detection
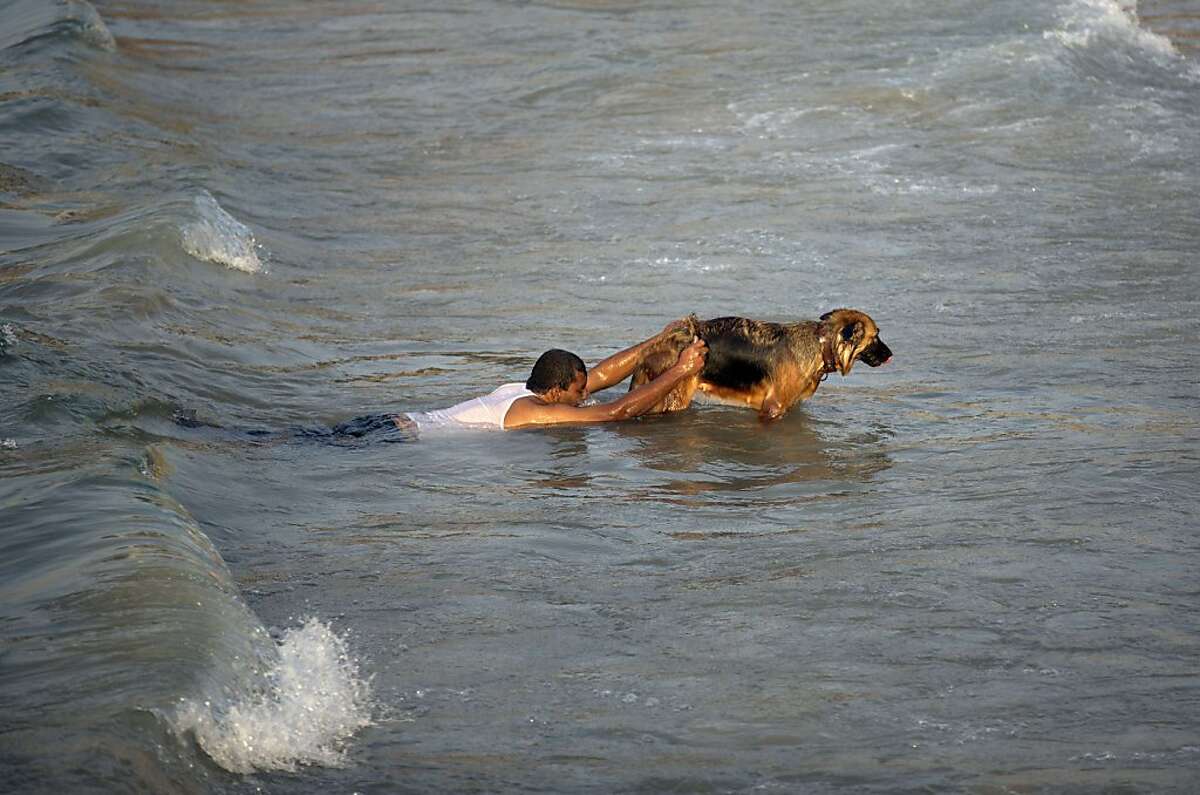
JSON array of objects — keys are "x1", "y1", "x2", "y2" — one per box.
[{"x1": 758, "y1": 391, "x2": 786, "y2": 422}]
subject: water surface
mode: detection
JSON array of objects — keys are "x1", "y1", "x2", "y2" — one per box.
[{"x1": 1, "y1": 0, "x2": 1198, "y2": 791}]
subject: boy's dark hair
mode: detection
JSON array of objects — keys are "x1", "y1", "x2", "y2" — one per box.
[{"x1": 526, "y1": 349, "x2": 586, "y2": 394}]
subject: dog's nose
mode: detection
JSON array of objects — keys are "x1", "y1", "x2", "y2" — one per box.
[{"x1": 863, "y1": 339, "x2": 892, "y2": 366}]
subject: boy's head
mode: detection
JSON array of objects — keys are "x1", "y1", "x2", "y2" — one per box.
[{"x1": 526, "y1": 349, "x2": 588, "y2": 405}]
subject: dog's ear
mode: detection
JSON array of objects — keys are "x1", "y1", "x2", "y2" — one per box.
[{"x1": 834, "y1": 318, "x2": 865, "y2": 375}]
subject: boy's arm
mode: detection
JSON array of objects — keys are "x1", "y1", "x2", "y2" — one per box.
[
  {"x1": 506, "y1": 339, "x2": 706, "y2": 429},
  {"x1": 585, "y1": 318, "x2": 691, "y2": 394}
]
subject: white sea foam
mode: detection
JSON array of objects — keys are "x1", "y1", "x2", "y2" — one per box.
[
  {"x1": 732, "y1": 105, "x2": 836, "y2": 137},
  {"x1": 0, "y1": 322, "x2": 16, "y2": 354},
  {"x1": 1046, "y1": 0, "x2": 1179, "y2": 60},
  {"x1": 646, "y1": 255, "x2": 732, "y2": 273},
  {"x1": 175, "y1": 618, "x2": 372, "y2": 774},
  {"x1": 180, "y1": 192, "x2": 266, "y2": 274}
]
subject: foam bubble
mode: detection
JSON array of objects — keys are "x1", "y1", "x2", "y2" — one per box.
[
  {"x1": 180, "y1": 192, "x2": 266, "y2": 274},
  {"x1": 174, "y1": 618, "x2": 372, "y2": 773}
]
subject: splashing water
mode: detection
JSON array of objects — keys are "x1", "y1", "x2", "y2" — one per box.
[
  {"x1": 174, "y1": 618, "x2": 373, "y2": 774},
  {"x1": 1047, "y1": 0, "x2": 1181, "y2": 59},
  {"x1": 180, "y1": 192, "x2": 266, "y2": 274}
]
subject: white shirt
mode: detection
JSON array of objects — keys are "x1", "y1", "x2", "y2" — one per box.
[{"x1": 404, "y1": 383, "x2": 534, "y2": 432}]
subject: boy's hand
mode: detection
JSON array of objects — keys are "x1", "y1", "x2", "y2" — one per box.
[
  {"x1": 659, "y1": 317, "x2": 692, "y2": 338},
  {"x1": 674, "y1": 337, "x2": 707, "y2": 374}
]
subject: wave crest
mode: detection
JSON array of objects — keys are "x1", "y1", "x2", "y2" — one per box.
[
  {"x1": 0, "y1": 0, "x2": 115, "y2": 53},
  {"x1": 180, "y1": 192, "x2": 266, "y2": 274},
  {"x1": 173, "y1": 618, "x2": 373, "y2": 774}
]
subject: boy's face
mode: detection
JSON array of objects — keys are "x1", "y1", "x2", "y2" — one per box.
[{"x1": 554, "y1": 370, "x2": 589, "y2": 406}]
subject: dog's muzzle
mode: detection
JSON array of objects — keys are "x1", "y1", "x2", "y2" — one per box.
[{"x1": 859, "y1": 337, "x2": 892, "y2": 367}]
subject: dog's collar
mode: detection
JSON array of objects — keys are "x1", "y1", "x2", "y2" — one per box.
[{"x1": 818, "y1": 325, "x2": 838, "y2": 378}]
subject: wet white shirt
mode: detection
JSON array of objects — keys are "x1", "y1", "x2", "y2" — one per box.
[{"x1": 404, "y1": 383, "x2": 534, "y2": 432}]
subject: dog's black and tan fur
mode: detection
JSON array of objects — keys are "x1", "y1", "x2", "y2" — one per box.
[{"x1": 630, "y1": 309, "x2": 892, "y2": 420}]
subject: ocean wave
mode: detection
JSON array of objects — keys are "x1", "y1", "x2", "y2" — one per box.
[
  {"x1": 173, "y1": 618, "x2": 373, "y2": 774},
  {"x1": 179, "y1": 191, "x2": 266, "y2": 274},
  {"x1": 0, "y1": 454, "x2": 373, "y2": 786},
  {"x1": 0, "y1": 0, "x2": 115, "y2": 53},
  {"x1": 5, "y1": 190, "x2": 265, "y2": 282}
]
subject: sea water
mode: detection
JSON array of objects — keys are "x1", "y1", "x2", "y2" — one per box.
[{"x1": 1, "y1": 0, "x2": 1198, "y2": 791}]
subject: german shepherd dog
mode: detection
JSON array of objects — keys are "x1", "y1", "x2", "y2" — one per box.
[{"x1": 630, "y1": 309, "x2": 892, "y2": 420}]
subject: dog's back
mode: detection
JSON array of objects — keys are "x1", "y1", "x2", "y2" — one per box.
[
  {"x1": 628, "y1": 316, "x2": 790, "y2": 411},
  {"x1": 632, "y1": 316, "x2": 792, "y2": 387},
  {"x1": 693, "y1": 317, "x2": 793, "y2": 390}
]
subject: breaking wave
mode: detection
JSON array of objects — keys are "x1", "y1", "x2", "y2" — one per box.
[
  {"x1": 174, "y1": 618, "x2": 373, "y2": 774},
  {"x1": 1047, "y1": 0, "x2": 1182, "y2": 61}
]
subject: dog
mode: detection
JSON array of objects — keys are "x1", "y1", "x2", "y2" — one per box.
[{"x1": 630, "y1": 309, "x2": 892, "y2": 420}]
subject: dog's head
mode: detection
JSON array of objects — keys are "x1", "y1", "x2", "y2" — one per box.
[{"x1": 819, "y1": 309, "x2": 892, "y2": 375}]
